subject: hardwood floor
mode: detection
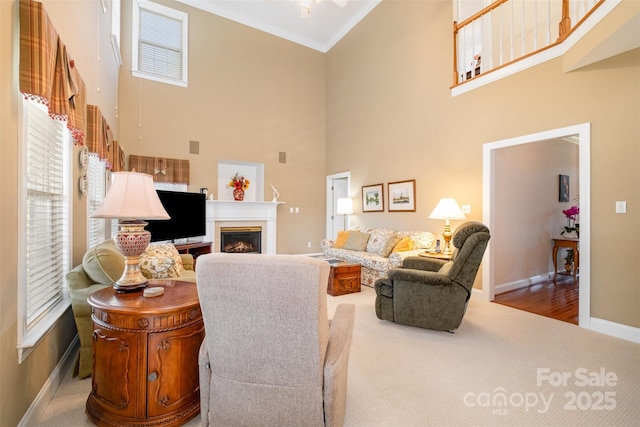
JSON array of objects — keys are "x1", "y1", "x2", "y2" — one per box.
[{"x1": 493, "y1": 275, "x2": 579, "y2": 325}]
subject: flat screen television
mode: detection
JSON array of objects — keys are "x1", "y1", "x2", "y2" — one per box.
[{"x1": 146, "y1": 190, "x2": 206, "y2": 242}]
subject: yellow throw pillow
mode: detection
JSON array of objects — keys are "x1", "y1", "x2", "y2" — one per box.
[
  {"x1": 334, "y1": 231, "x2": 350, "y2": 248},
  {"x1": 392, "y1": 237, "x2": 415, "y2": 253}
]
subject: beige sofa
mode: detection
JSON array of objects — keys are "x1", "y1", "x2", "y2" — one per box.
[
  {"x1": 66, "y1": 239, "x2": 196, "y2": 379},
  {"x1": 321, "y1": 227, "x2": 436, "y2": 287}
]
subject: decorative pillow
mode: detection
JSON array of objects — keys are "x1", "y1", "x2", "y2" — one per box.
[
  {"x1": 380, "y1": 234, "x2": 402, "y2": 257},
  {"x1": 365, "y1": 229, "x2": 397, "y2": 256},
  {"x1": 154, "y1": 243, "x2": 184, "y2": 273},
  {"x1": 343, "y1": 231, "x2": 371, "y2": 251},
  {"x1": 392, "y1": 237, "x2": 415, "y2": 253},
  {"x1": 334, "y1": 231, "x2": 350, "y2": 248},
  {"x1": 82, "y1": 239, "x2": 124, "y2": 284},
  {"x1": 140, "y1": 255, "x2": 176, "y2": 279},
  {"x1": 140, "y1": 243, "x2": 184, "y2": 279},
  {"x1": 401, "y1": 231, "x2": 435, "y2": 249}
]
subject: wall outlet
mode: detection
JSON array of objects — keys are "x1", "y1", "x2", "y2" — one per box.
[
  {"x1": 615, "y1": 201, "x2": 627, "y2": 214},
  {"x1": 462, "y1": 204, "x2": 471, "y2": 214},
  {"x1": 307, "y1": 242, "x2": 311, "y2": 248}
]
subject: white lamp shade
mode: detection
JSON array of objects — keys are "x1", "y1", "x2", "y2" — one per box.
[
  {"x1": 92, "y1": 172, "x2": 170, "y2": 220},
  {"x1": 336, "y1": 197, "x2": 353, "y2": 215},
  {"x1": 428, "y1": 198, "x2": 466, "y2": 220}
]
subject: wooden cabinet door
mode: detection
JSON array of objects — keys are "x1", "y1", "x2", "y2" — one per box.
[
  {"x1": 146, "y1": 322, "x2": 205, "y2": 418},
  {"x1": 91, "y1": 327, "x2": 141, "y2": 419}
]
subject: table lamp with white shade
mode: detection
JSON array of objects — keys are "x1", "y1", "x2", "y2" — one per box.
[
  {"x1": 336, "y1": 197, "x2": 353, "y2": 231},
  {"x1": 91, "y1": 172, "x2": 169, "y2": 292},
  {"x1": 428, "y1": 198, "x2": 466, "y2": 257}
]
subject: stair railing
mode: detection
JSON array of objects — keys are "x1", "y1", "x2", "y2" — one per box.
[{"x1": 453, "y1": 0, "x2": 605, "y2": 86}]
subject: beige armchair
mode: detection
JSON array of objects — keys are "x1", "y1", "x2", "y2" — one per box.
[{"x1": 196, "y1": 253, "x2": 356, "y2": 427}]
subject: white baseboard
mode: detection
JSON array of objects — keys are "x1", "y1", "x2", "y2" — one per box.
[
  {"x1": 494, "y1": 273, "x2": 553, "y2": 295},
  {"x1": 589, "y1": 317, "x2": 640, "y2": 344},
  {"x1": 18, "y1": 335, "x2": 80, "y2": 427}
]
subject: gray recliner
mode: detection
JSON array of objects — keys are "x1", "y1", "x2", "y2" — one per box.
[
  {"x1": 196, "y1": 253, "x2": 356, "y2": 427},
  {"x1": 374, "y1": 221, "x2": 490, "y2": 331}
]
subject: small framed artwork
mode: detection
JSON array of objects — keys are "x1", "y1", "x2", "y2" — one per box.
[
  {"x1": 362, "y1": 183, "x2": 384, "y2": 212},
  {"x1": 387, "y1": 179, "x2": 416, "y2": 212},
  {"x1": 559, "y1": 174, "x2": 570, "y2": 202}
]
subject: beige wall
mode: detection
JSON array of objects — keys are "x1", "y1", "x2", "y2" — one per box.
[
  {"x1": 326, "y1": 0, "x2": 639, "y2": 328},
  {"x1": 117, "y1": 0, "x2": 327, "y2": 255},
  {"x1": 494, "y1": 139, "x2": 579, "y2": 285},
  {"x1": 0, "y1": 0, "x2": 118, "y2": 424}
]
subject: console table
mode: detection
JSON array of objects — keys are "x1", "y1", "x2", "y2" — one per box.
[
  {"x1": 552, "y1": 237, "x2": 579, "y2": 284},
  {"x1": 174, "y1": 241, "x2": 212, "y2": 268},
  {"x1": 86, "y1": 280, "x2": 204, "y2": 426}
]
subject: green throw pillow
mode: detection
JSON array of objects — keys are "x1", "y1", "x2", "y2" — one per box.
[{"x1": 82, "y1": 239, "x2": 124, "y2": 284}]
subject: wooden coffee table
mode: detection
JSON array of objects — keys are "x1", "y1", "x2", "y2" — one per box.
[{"x1": 327, "y1": 261, "x2": 361, "y2": 296}]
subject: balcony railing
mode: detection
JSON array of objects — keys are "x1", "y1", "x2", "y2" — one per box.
[{"x1": 453, "y1": 0, "x2": 605, "y2": 86}]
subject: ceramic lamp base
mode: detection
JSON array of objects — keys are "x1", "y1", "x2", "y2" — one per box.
[{"x1": 113, "y1": 220, "x2": 151, "y2": 292}]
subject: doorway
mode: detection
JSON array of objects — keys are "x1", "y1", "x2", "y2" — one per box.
[
  {"x1": 482, "y1": 123, "x2": 591, "y2": 328},
  {"x1": 325, "y1": 172, "x2": 351, "y2": 240}
]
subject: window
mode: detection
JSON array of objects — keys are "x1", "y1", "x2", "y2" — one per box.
[
  {"x1": 18, "y1": 99, "x2": 71, "y2": 363},
  {"x1": 132, "y1": 0, "x2": 188, "y2": 87},
  {"x1": 87, "y1": 154, "x2": 109, "y2": 248},
  {"x1": 110, "y1": 0, "x2": 123, "y2": 65}
]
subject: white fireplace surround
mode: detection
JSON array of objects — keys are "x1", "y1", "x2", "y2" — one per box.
[{"x1": 205, "y1": 201, "x2": 284, "y2": 254}]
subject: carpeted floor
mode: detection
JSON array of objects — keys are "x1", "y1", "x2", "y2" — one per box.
[{"x1": 36, "y1": 287, "x2": 639, "y2": 426}]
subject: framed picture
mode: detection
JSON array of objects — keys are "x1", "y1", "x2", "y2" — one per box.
[
  {"x1": 362, "y1": 183, "x2": 384, "y2": 212},
  {"x1": 559, "y1": 174, "x2": 570, "y2": 202},
  {"x1": 387, "y1": 179, "x2": 416, "y2": 212}
]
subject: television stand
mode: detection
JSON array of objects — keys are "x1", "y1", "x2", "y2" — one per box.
[{"x1": 174, "y1": 241, "x2": 212, "y2": 268}]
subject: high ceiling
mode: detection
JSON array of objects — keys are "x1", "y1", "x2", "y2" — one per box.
[{"x1": 176, "y1": 0, "x2": 382, "y2": 53}]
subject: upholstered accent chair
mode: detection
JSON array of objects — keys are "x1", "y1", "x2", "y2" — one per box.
[
  {"x1": 196, "y1": 253, "x2": 356, "y2": 427},
  {"x1": 374, "y1": 221, "x2": 490, "y2": 332}
]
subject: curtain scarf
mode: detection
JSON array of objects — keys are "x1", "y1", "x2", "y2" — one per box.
[
  {"x1": 86, "y1": 105, "x2": 115, "y2": 169},
  {"x1": 19, "y1": 0, "x2": 86, "y2": 145}
]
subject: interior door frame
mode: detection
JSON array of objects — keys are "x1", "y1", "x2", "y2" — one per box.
[
  {"x1": 325, "y1": 171, "x2": 351, "y2": 240},
  {"x1": 482, "y1": 123, "x2": 591, "y2": 328}
]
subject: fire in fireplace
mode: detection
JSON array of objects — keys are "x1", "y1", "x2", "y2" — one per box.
[{"x1": 220, "y1": 227, "x2": 262, "y2": 253}]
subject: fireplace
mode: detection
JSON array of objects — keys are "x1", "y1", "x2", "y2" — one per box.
[
  {"x1": 206, "y1": 201, "x2": 282, "y2": 254},
  {"x1": 220, "y1": 227, "x2": 262, "y2": 253}
]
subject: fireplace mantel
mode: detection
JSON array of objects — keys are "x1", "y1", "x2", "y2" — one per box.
[{"x1": 205, "y1": 201, "x2": 284, "y2": 254}]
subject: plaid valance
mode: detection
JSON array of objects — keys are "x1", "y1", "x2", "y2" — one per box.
[
  {"x1": 86, "y1": 105, "x2": 112, "y2": 165},
  {"x1": 107, "y1": 140, "x2": 125, "y2": 172},
  {"x1": 19, "y1": 0, "x2": 86, "y2": 144},
  {"x1": 129, "y1": 155, "x2": 190, "y2": 184}
]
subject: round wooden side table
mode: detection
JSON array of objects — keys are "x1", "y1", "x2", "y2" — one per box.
[{"x1": 86, "y1": 280, "x2": 204, "y2": 426}]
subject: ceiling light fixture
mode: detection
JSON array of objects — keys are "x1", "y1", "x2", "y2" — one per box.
[{"x1": 295, "y1": 0, "x2": 347, "y2": 18}]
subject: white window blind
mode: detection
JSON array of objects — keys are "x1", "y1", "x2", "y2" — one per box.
[
  {"x1": 18, "y1": 99, "x2": 71, "y2": 361},
  {"x1": 87, "y1": 154, "x2": 108, "y2": 248},
  {"x1": 132, "y1": 0, "x2": 188, "y2": 87}
]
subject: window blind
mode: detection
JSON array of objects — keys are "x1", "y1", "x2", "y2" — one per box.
[
  {"x1": 88, "y1": 154, "x2": 108, "y2": 248},
  {"x1": 23, "y1": 99, "x2": 69, "y2": 328},
  {"x1": 138, "y1": 8, "x2": 182, "y2": 80}
]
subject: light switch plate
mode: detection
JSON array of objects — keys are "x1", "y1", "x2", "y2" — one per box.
[
  {"x1": 615, "y1": 201, "x2": 626, "y2": 214},
  {"x1": 462, "y1": 204, "x2": 471, "y2": 214}
]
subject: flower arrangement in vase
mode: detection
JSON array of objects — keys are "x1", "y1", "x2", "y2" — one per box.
[
  {"x1": 561, "y1": 205, "x2": 580, "y2": 237},
  {"x1": 228, "y1": 173, "x2": 250, "y2": 201}
]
